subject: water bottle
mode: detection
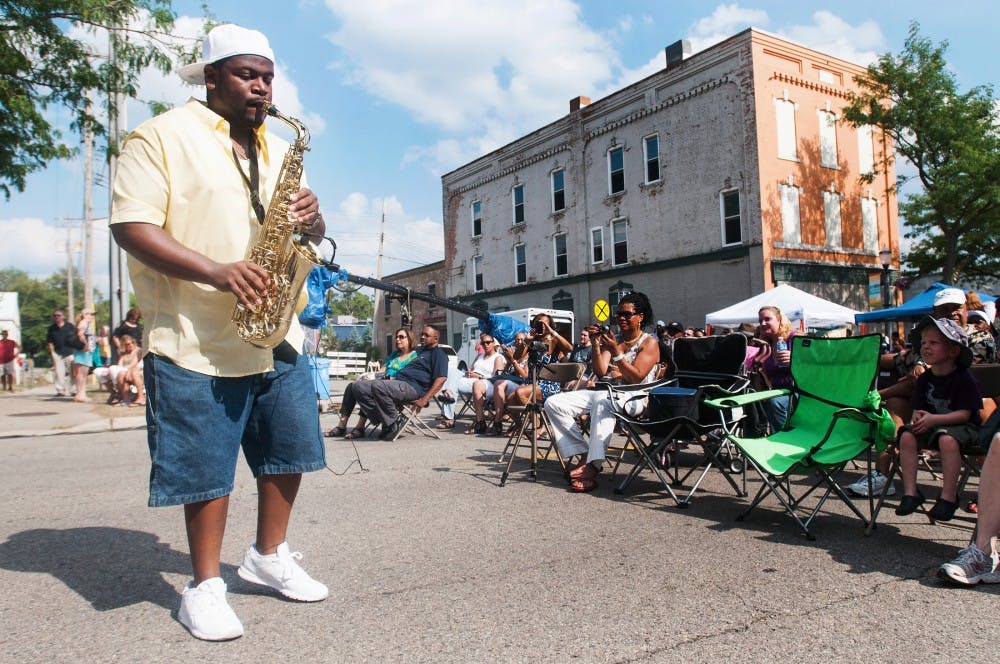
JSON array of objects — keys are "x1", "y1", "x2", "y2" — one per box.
[{"x1": 775, "y1": 337, "x2": 788, "y2": 366}]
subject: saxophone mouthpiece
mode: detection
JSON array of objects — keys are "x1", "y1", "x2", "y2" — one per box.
[{"x1": 264, "y1": 103, "x2": 279, "y2": 117}]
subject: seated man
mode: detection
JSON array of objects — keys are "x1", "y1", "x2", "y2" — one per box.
[{"x1": 352, "y1": 325, "x2": 448, "y2": 440}]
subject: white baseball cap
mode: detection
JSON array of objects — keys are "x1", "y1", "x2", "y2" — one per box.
[
  {"x1": 178, "y1": 24, "x2": 274, "y2": 85},
  {"x1": 933, "y1": 287, "x2": 966, "y2": 308}
]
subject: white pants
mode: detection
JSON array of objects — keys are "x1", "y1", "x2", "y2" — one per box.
[
  {"x1": 52, "y1": 353, "x2": 74, "y2": 395},
  {"x1": 440, "y1": 367, "x2": 494, "y2": 419},
  {"x1": 543, "y1": 389, "x2": 617, "y2": 465}
]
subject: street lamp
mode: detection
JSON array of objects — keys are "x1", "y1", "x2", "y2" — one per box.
[{"x1": 879, "y1": 247, "x2": 892, "y2": 340}]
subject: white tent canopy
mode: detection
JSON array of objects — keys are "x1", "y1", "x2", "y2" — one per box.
[{"x1": 705, "y1": 284, "x2": 859, "y2": 331}]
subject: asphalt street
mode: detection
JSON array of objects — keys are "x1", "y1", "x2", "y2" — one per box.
[{"x1": 0, "y1": 387, "x2": 997, "y2": 661}]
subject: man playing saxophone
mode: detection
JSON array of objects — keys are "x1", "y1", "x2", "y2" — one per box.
[{"x1": 111, "y1": 24, "x2": 327, "y2": 641}]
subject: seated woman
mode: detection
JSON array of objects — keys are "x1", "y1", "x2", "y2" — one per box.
[
  {"x1": 505, "y1": 312, "x2": 573, "y2": 411},
  {"x1": 543, "y1": 292, "x2": 660, "y2": 492},
  {"x1": 490, "y1": 332, "x2": 530, "y2": 434},
  {"x1": 755, "y1": 305, "x2": 795, "y2": 432},
  {"x1": 326, "y1": 327, "x2": 417, "y2": 439},
  {"x1": 438, "y1": 332, "x2": 505, "y2": 431},
  {"x1": 96, "y1": 333, "x2": 141, "y2": 404},
  {"x1": 115, "y1": 334, "x2": 145, "y2": 406}
]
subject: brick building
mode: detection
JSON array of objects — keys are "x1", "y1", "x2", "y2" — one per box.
[
  {"x1": 440, "y1": 28, "x2": 898, "y2": 333},
  {"x1": 373, "y1": 260, "x2": 449, "y2": 356}
]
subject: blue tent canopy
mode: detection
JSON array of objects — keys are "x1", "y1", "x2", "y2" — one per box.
[{"x1": 855, "y1": 282, "x2": 995, "y2": 323}]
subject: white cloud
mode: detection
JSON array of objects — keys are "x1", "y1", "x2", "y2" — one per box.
[
  {"x1": 686, "y1": 3, "x2": 770, "y2": 54},
  {"x1": 779, "y1": 11, "x2": 883, "y2": 66},
  {"x1": 323, "y1": 0, "x2": 618, "y2": 171},
  {"x1": 325, "y1": 192, "x2": 444, "y2": 279},
  {"x1": 0, "y1": 217, "x2": 112, "y2": 294}
]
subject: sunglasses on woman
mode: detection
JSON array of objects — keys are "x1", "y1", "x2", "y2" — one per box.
[{"x1": 616, "y1": 310, "x2": 638, "y2": 319}]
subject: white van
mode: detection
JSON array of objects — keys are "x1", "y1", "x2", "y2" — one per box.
[{"x1": 456, "y1": 308, "x2": 574, "y2": 371}]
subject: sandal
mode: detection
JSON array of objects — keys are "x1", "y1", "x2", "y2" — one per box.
[
  {"x1": 491, "y1": 420, "x2": 504, "y2": 435},
  {"x1": 965, "y1": 496, "x2": 979, "y2": 514},
  {"x1": 343, "y1": 427, "x2": 367, "y2": 440},
  {"x1": 569, "y1": 477, "x2": 599, "y2": 493},
  {"x1": 435, "y1": 420, "x2": 455, "y2": 430},
  {"x1": 566, "y1": 462, "x2": 599, "y2": 483},
  {"x1": 325, "y1": 426, "x2": 347, "y2": 438}
]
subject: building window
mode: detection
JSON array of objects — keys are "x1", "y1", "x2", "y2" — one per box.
[
  {"x1": 472, "y1": 255, "x2": 483, "y2": 292},
  {"x1": 720, "y1": 189, "x2": 741, "y2": 246},
  {"x1": 861, "y1": 196, "x2": 878, "y2": 253},
  {"x1": 590, "y1": 227, "x2": 604, "y2": 264},
  {"x1": 774, "y1": 98, "x2": 797, "y2": 160},
  {"x1": 857, "y1": 125, "x2": 875, "y2": 177},
  {"x1": 382, "y1": 293, "x2": 391, "y2": 317},
  {"x1": 551, "y1": 169, "x2": 565, "y2": 212},
  {"x1": 818, "y1": 110, "x2": 838, "y2": 168},
  {"x1": 471, "y1": 200, "x2": 482, "y2": 237},
  {"x1": 514, "y1": 244, "x2": 527, "y2": 284},
  {"x1": 512, "y1": 184, "x2": 524, "y2": 225},
  {"x1": 611, "y1": 219, "x2": 628, "y2": 266},
  {"x1": 608, "y1": 146, "x2": 625, "y2": 195},
  {"x1": 779, "y1": 183, "x2": 801, "y2": 245},
  {"x1": 643, "y1": 134, "x2": 660, "y2": 183},
  {"x1": 553, "y1": 233, "x2": 568, "y2": 277},
  {"x1": 552, "y1": 289, "x2": 573, "y2": 311},
  {"x1": 823, "y1": 190, "x2": 842, "y2": 248}
]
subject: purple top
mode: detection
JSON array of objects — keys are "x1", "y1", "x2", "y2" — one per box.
[{"x1": 760, "y1": 332, "x2": 795, "y2": 388}]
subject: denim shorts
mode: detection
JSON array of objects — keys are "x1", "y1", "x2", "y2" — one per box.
[{"x1": 144, "y1": 350, "x2": 326, "y2": 507}]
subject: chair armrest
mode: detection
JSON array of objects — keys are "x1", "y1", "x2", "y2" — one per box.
[{"x1": 704, "y1": 388, "x2": 790, "y2": 410}]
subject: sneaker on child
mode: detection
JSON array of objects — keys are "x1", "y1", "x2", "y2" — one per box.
[
  {"x1": 847, "y1": 471, "x2": 895, "y2": 497},
  {"x1": 938, "y1": 537, "x2": 1000, "y2": 586},
  {"x1": 177, "y1": 577, "x2": 244, "y2": 641},
  {"x1": 237, "y1": 542, "x2": 329, "y2": 602}
]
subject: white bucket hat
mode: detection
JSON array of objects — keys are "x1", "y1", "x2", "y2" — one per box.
[{"x1": 178, "y1": 24, "x2": 274, "y2": 85}]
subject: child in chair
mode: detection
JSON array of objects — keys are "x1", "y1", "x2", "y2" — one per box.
[{"x1": 896, "y1": 317, "x2": 982, "y2": 521}]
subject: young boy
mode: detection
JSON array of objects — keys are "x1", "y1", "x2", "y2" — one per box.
[{"x1": 896, "y1": 316, "x2": 982, "y2": 521}]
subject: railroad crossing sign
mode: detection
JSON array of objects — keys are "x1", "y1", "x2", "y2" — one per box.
[{"x1": 593, "y1": 299, "x2": 610, "y2": 322}]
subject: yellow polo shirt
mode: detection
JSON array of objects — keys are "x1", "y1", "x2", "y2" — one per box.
[{"x1": 111, "y1": 98, "x2": 306, "y2": 376}]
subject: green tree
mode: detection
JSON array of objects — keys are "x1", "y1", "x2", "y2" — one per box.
[
  {"x1": 327, "y1": 288, "x2": 374, "y2": 320},
  {"x1": 842, "y1": 23, "x2": 1000, "y2": 285},
  {"x1": 0, "y1": 0, "x2": 178, "y2": 198},
  {"x1": 0, "y1": 267, "x2": 104, "y2": 361}
]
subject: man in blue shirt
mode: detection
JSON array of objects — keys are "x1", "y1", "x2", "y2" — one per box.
[{"x1": 352, "y1": 324, "x2": 448, "y2": 439}]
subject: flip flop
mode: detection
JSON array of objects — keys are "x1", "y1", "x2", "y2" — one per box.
[
  {"x1": 569, "y1": 477, "x2": 599, "y2": 493},
  {"x1": 325, "y1": 426, "x2": 347, "y2": 438},
  {"x1": 343, "y1": 427, "x2": 367, "y2": 440}
]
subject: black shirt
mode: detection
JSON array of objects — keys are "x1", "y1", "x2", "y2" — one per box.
[
  {"x1": 46, "y1": 322, "x2": 79, "y2": 357},
  {"x1": 396, "y1": 345, "x2": 448, "y2": 393}
]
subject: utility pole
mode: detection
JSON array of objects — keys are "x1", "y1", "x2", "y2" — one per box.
[
  {"x1": 107, "y1": 25, "x2": 129, "y2": 326},
  {"x1": 82, "y1": 97, "x2": 95, "y2": 317},
  {"x1": 370, "y1": 201, "x2": 387, "y2": 347},
  {"x1": 63, "y1": 226, "x2": 76, "y2": 321}
]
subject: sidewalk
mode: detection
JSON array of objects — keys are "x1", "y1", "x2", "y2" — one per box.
[
  {"x1": 0, "y1": 378, "x2": 356, "y2": 439},
  {"x1": 0, "y1": 386, "x2": 147, "y2": 439}
]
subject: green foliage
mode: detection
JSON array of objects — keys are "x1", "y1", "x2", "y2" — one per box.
[
  {"x1": 0, "y1": 267, "x2": 103, "y2": 362},
  {"x1": 842, "y1": 22, "x2": 1000, "y2": 285},
  {"x1": 327, "y1": 288, "x2": 374, "y2": 320},
  {"x1": 0, "y1": 0, "x2": 179, "y2": 198}
]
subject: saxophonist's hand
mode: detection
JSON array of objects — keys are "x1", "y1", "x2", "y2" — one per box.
[
  {"x1": 212, "y1": 261, "x2": 270, "y2": 311},
  {"x1": 288, "y1": 188, "x2": 320, "y2": 231}
]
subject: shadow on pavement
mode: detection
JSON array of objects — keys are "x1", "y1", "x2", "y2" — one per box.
[{"x1": 0, "y1": 527, "x2": 231, "y2": 611}]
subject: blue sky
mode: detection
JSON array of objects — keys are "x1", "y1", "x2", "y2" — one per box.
[{"x1": 2, "y1": 1, "x2": 996, "y2": 296}]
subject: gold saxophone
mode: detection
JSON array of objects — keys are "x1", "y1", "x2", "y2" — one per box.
[{"x1": 232, "y1": 104, "x2": 323, "y2": 348}]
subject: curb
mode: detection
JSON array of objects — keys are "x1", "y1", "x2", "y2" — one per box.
[{"x1": 0, "y1": 416, "x2": 147, "y2": 440}]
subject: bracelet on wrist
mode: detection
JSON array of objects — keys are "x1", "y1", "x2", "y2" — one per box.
[{"x1": 612, "y1": 353, "x2": 626, "y2": 362}]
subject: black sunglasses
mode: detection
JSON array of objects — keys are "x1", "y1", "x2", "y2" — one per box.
[{"x1": 616, "y1": 310, "x2": 638, "y2": 319}]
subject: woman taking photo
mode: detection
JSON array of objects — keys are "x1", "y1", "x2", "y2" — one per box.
[{"x1": 326, "y1": 327, "x2": 418, "y2": 439}]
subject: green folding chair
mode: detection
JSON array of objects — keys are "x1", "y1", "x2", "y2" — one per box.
[{"x1": 705, "y1": 334, "x2": 895, "y2": 540}]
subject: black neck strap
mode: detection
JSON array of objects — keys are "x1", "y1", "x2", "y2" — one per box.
[{"x1": 232, "y1": 135, "x2": 265, "y2": 224}]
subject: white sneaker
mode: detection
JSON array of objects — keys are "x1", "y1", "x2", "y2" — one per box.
[
  {"x1": 938, "y1": 537, "x2": 1000, "y2": 585},
  {"x1": 847, "y1": 471, "x2": 895, "y2": 497},
  {"x1": 238, "y1": 542, "x2": 329, "y2": 602},
  {"x1": 177, "y1": 577, "x2": 244, "y2": 641}
]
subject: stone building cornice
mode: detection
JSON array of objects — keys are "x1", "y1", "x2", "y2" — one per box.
[{"x1": 770, "y1": 72, "x2": 852, "y2": 100}]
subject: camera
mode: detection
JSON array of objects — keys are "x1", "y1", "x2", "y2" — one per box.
[
  {"x1": 599, "y1": 324, "x2": 611, "y2": 335},
  {"x1": 530, "y1": 340, "x2": 548, "y2": 354},
  {"x1": 534, "y1": 322, "x2": 545, "y2": 334}
]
